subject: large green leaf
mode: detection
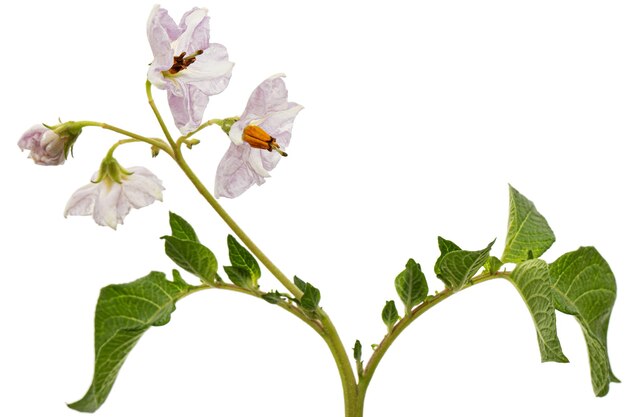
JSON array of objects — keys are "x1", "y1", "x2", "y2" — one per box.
[
  {"x1": 507, "y1": 259, "x2": 568, "y2": 363},
  {"x1": 549, "y1": 247, "x2": 619, "y2": 396},
  {"x1": 437, "y1": 240, "x2": 495, "y2": 291},
  {"x1": 502, "y1": 185, "x2": 555, "y2": 264},
  {"x1": 68, "y1": 271, "x2": 193, "y2": 412},
  {"x1": 395, "y1": 259, "x2": 428, "y2": 315}
]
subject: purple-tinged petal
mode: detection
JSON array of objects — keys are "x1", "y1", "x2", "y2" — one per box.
[
  {"x1": 64, "y1": 182, "x2": 99, "y2": 217},
  {"x1": 175, "y1": 43, "x2": 233, "y2": 95},
  {"x1": 93, "y1": 183, "x2": 124, "y2": 229},
  {"x1": 174, "y1": 8, "x2": 210, "y2": 54},
  {"x1": 167, "y1": 84, "x2": 210, "y2": 134},
  {"x1": 147, "y1": 5, "x2": 180, "y2": 58},
  {"x1": 240, "y1": 74, "x2": 290, "y2": 121},
  {"x1": 18, "y1": 124, "x2": 67, "y2": 166},
  {"x1": 215, "y1": 144, "x2": 267, "y2": 198},
  {"x1": 18, "y1": 124, "x2": 47, "y2": 151}
]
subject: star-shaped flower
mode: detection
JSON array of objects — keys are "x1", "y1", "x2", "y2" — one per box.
[
  {"x1": 147, "y1": 5, "x2": 234, "y2": 134},
  {"x1": 215, "y1": 74, "x2": 303, "y2": 198}
]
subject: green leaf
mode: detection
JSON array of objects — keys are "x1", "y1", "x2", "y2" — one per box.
[
  {"x1": 507, "y1": 259, "x2": 568, "y2": 363},
  {"x1": 549, "y1": 247, "x2": 619, "y2": 396},
  {"x1": 294, "y1": 276, "x2": 307, "y2": 293},
  {"x1": 300, "y1": 282, "x2": 321, "y2": 312},
  {"x1": 68, "y1": 271, "x2": 192, "y2": 412},
  {"x1": 434, "y1": 236, "x2": 462, "y2": 276},
  {"x1": 484, "y1": 256, "x2": 504, "y2": 275},
  {"x1": 395, "y1": 259, "x2": 428, "y2": 315},
  {"x1": 224, "y1": 266, "x2": 254, "y2": 290},
  {"x1": 502, "y1": 185, "x2": 555, "y2": 264},
  {"x1": 162, "y1": 236, "x2": 217, "y2": 284},
  {"x1": 438, "y1": 240, "x2": 495, "y2": 291},
  {"x1": 353, "y1": 340, "x2": 362, "y2": 362},
  {"x1": 168, "y1": 212, "x2": 199, "y2": 242},
  {"x1": 261, "y1": 291, "x2": 284, "y2": 304},
  {"x1": 227, "y1": 235, "x2": 261, "y2": 283},
  {"x1": 382, "y1": 300, "x2": 400, "y2": 332}
]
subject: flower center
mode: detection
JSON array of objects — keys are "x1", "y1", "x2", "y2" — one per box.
[
  {"x1": 167, "y1": 50, "x2": 204, "y2": 75},
  {"x1": 242, "y1": 125, "x2": 287, "y2": 156}
]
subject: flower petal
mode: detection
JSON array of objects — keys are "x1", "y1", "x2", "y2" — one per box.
[
  {"x1": 122, "y1": 167, "x2": 165, "y2": 208},
  {"x1": 240, "y1": 74, "x2": 289, "y2": 121},
  {"x1": 173, "y1": 7, "x2": 210, "y2": 54},
  {"x1": 93, "y1": 183, "x2": 125, "y2": 230},
  {"x1": 167, "y1": 84, "x2": 210, "y2": 134},
  {"x1": 174, "y1": 43, "x2": 233, "y2": 96},
  {"x1": 64, "y1": 182, "x2": 99, "y2": 217},
  {"x1": 18, "y1": 124, "x2": 46, "y2": 151},
  {"x1": 215, "y1": 144, "x2": 266, "y2": 198}
]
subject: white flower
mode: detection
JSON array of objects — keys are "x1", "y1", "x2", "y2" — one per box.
[
  {"x1": 64, "y1": 161, "x2": 164, "y2": 230},
  {"x1": 215, "y1": 74, "x2": 303, "y2": 198},
  {"x1": 147, "y1": 5, "x2": 234, "y2": 134}
]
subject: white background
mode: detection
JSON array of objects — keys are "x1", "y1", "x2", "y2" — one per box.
[{"x1": 1, "y1": 0, "x2": 625, "y2": 416}]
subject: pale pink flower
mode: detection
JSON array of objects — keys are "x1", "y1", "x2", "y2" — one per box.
[
  {"x1": 215, "y1": 74, "x2": 303, "y2": 198},
  {"x1": 64, "y1": 162, "x2": 164, "y2": 230},
  {"x1": 147, "y1": 5, "x2": 234, "y2": 134},
  {"x1": 18, "y1": 124, "x2": 79, "y2": 166}
]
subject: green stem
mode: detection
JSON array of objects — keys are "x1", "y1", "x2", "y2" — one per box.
[
  {"x1": 77, "y1": 121, "x2": 173, "y2": 157},
  {"x1": 173, "y1": 149, "x2": 303, "y2": 299},
  {"x1": 145, "y1": 80, "x2": 176, "y2": 149},
  {"x1": 179, "y1": 118, "x2": 230, "y2": 142},
  {"x1": 355, "y1": 272, "x2": 509, "y2": 414},
  {"x1": 171, "y1": 145, "x2": 359, "y2": 416}
]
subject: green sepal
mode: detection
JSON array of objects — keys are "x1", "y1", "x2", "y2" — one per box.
[
  {"x1": 395, "y1": 259, "x2": 428, "y2": 315},
  {"x1": 168, "y1": 212, "x2": 199, "y2": 242},
  {"x1": 68, "y1": 271, "x2": 193, "y2": 412},
  {"x1": 549, "y1": 247, "x2": 619, "y2": 396},
  {"x1": 506, "y1": 259, "x2": 568, "y2": 363},
  {"x1": 502, "y1": 185, "x2": 555, "y2": 264},
  {"x1": 224, "y1": 266, "x2": 255, "y2": 290},
  {"x1": 161, "y1": 235, "x2": 218, "y2": 284},
  {"x1": 382, "y1": 300, "x2": 400, "y2": 333},
  {"x1": 227, "y1": 235, "x2": 261, "y2": 285},
  {"x1": 437, "y1": 240, "x2": 495, "y2": 291}
]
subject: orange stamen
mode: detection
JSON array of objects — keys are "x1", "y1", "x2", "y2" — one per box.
[{"x1": 242, "y1": 125, "x2": 288, "y2": 156}]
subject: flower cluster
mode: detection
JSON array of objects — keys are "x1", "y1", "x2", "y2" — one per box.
[{"x1": 18, "y1": 5, "x2": 301, "y2": 229}]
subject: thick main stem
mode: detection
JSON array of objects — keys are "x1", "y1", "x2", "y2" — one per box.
[{"x1": 173, "y1": 150, "x2": 359, "y2": 415}]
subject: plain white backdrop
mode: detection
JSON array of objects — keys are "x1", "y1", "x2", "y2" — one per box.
[{"x1": 1, "y1": 0, "x2": 625, "y2": 416}]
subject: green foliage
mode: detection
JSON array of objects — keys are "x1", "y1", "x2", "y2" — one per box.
[
  {"x1": 168, "y1": 211, "x2": 199, "y2": 242},
  {"x1": 224, "y1": 265, "x2": 255, "y2": 290},
  {"x1": 382, "y1": 300, "x2": 400, "y2": 333},
  {"x1": 549, "y1": 247, "x2": 619, "y2": 396},
  {"x1": 395, "y1": 259, "x2": 428, "y2": 315},
  {"x1": 294, "y1": 276, "x2": 307, "y2": 293},
  {"x1": 434, "y1": 237, "x2": 462, "y2": 276},
  {"x1": 261, "y1": 291, "x2": 284, "y2": 304},
  {"x1": 227, "y1": 235, "x2": 261, "y2": 284},
  {"x1": 502, "y1": 185, "x2": 555, "y2": 264},
  {"x1": 162, "y1": 213, "x2": 217, "y2": 284},
  {"x1": 436, "y1": 240, "x2": 495, "y2": 291},
  {"x1": 507, "y1": 260, "x2": 568, "y2": 363},
  {"x1": 68, "y1": 271, "x2": 192, "y2": 412},
  {"x1": 300, "y1": 281, "x2": 321, "y2": 312},
  {"x1": 353, "y1": 339, "x2": 362, "y2": 362},
  {"x1": 484, "y1": 256, "x2": 503, "y2": 275},
  {"x1": 162, "y1": 236, "x2": 218, "y2": 284}
]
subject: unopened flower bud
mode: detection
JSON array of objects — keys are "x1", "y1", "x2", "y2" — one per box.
[{"x1": 18, "y1": 122, "x2": 83, "y2": 166}]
